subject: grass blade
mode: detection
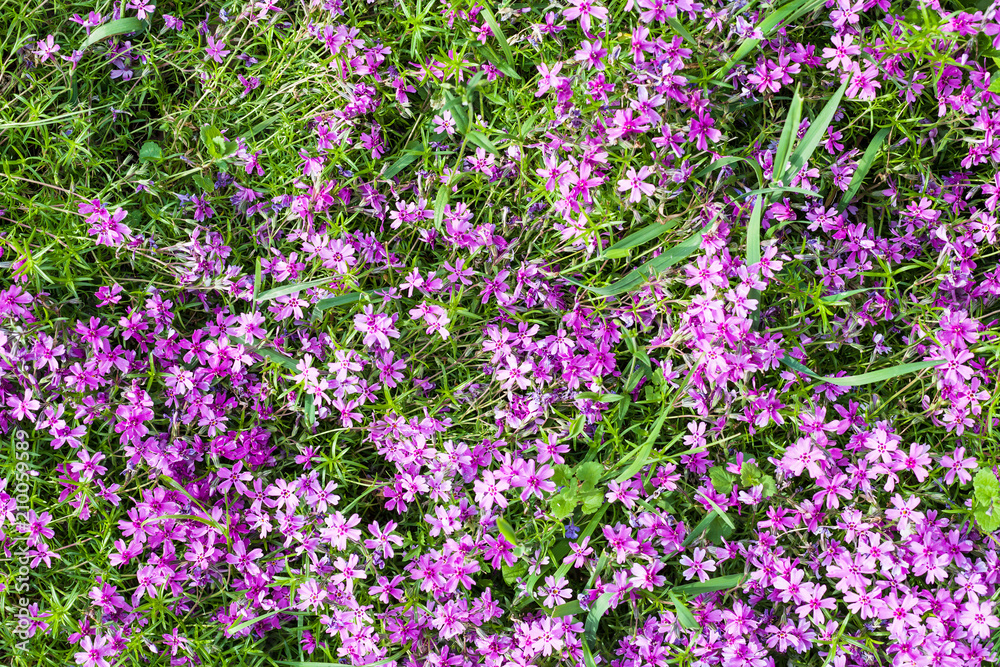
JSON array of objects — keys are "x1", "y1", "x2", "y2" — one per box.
[
  {"x1": 603, "y1": 218, "x2": 680, "y2": 259},
  {"x1": 672, "y1": 574, "x2": 746, "y2": 596},
  {"x1": 714, "y1": 0, "x2": 806, "y2": 78},
  {"x1": 479, "y1": 5, "x2": 518, "y2": 77},
  {"x1": 382, "y1": 141, "x2": 424, "y2": 180},
  {"x1": 256, "y1": 277, "x2": 335, "y2": 303},
  {"x1": 773, "y1": 86, "x2": 802, "y2": 186},
  {"x1": 779, "y1": 355, "x2": 941, "y2": 386},
  {"x1": 567, "y1": 228, "x2": 704, "y2": 296},
  {"x1": 746, "y1": 195, "x2": 763, "y2": 268},
  {"x1": 79, "y1": 18, "x2": 147, "y2": 52},
  {"x1": 781, "y1": 78, "x2": 849, "y2": 185},
  {"x1": 838, "y1": 127, "x2": 891, "y2": 211}
]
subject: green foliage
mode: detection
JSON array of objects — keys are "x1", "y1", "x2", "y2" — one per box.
[
  {"x1": 973, "y1": 469, "x2": 1000, "y2": 533},
  {"x1": 549, "y1": 462, "x2": 607, "y2": 519}
]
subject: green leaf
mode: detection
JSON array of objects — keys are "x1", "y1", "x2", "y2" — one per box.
[
  {"x1": 550, "y1": 493, "x2": 577, "y2": 520},
  {"x1": 838, "y1": 127, "x2": 890, "y2": 211},
  {"x1": 714, "y1": 0, "x2": 813, "y2": 78},
  {"x1": 773, "y1": 87, "x2": 802, "y2": 185},
  {"x1": 256, "y1": 277, "x2": 335, "y2": 303},
  {"x1": 226, "y1": 609, "x2": 282, "y2": 635},
  {"x1": 672, "y1": 574, "x2": 746, "y2": 596},
  {"x1": 478, "y1": 5, "x2": 519, "y2": 77},
  {"x1": 552, "y1": 600, "x2": 584, "y2": 617},
  {"x1": 779, "y1": 355, "x2": 941, "y2": 386},
  {"x1": 576, "y1": 462, "x2": 604, "y2": 491},
  {"x1": 603, "y1": 218, "x2": 680, "y2": 259},
  {"x1": 201, "y1": 125, "x2": 223, "y2": 159},
  {"x1": 79, "y1": 17, "x2": 147, "y2": 52},
  {"x1": 761, "y1": 475, "x2": 777, "y2": 498},
  {"x1": 497, "y1": 517, "x2": 519, "y2": 546},
  {"x1": 315, "y1": 292, "x2": 364, "y2": 311},
  {"x1": 682, "y1": 510, "x2": 719, "y2": 547},
  {"x1": 502, "y1": 560, "x2": 528, "y2": 586},
  {"x1": 304, "y1": 394, "x2": 316, "y2": 426},
  {"x1": 668, "y1": 592, "x2": 701, "y2": 630},
  {"x1": 579, "y1": 490, "x2": 605, "y2": 515},
  {"x1": 666, "y1": 17, "x2": 696, "y2": 43},
  {"x1": 746, "y1": 194, "x2": 763, "y2": 269},
  {"x1": 974, "y1": 469, "x2": 1000, "y2": 504},
  {"x1": 191, "y1": 173, "x2": 215, "y2": 192},
  {"x1": 709, "y1": 466, "x2": 736, "y2": 495},
  {"x1": 691, "y1": 155, "x2": 764, "y2": 188},
  {"x1": 584, "y1": 591, "x2": 614, "y2": 652},
  {"x1": 138, "y1": 141, "x2": 162, "y2": 162},
  {"x1": 781, "y1": 78, "x2": 850, "y2": 185},
  {"x1": 466, "y1": 130, "x2": 500, "y2": 154},
  {"x1": 382, "y1": 141, "x2": 424, "y2": 180},
  {"x1": 253, "y1": 346, "x2": 299, "y2": 372},
  {"x1": 975, "y1": 507, "x2": 1000, "y2": 533},
  {"x1": 553, "y1": 464, "x2": 573, "y2": 487},
  {"x1": 567, "y1": 228, "x2": 704, "y2": 296},
  {"x1": 740, "y1": 461, "x2": 763, "y2": 486}
]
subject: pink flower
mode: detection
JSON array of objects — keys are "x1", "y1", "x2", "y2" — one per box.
[
  {"x1": 34, "y1": 35, "x2": 61, "y2": 62},
  {"x1": 616, "y1": 166, "x2": 655, "y2": 203},
  {"x1": 74, "y1": 634, "x2": 112, "y2": 667},
  {"x1": 959, "y1": 600, "x2": 1000, "y2": 639},
  {"x1": 562, "y1": 0, "x2": 608, "y2": 33}
]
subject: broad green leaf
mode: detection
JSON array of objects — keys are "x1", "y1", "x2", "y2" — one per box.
[
  {"x1": 201, "y1": 125, "x2": 223, "y2": 159},
  {"x1": 138, "y1": 141, "x2": 162, "y2": 161},
  {"x1": 192, "y1": 173, "x2": 215, "y2": 192},
  {"x1": 668, "y1": 592, "x2": 701, "y2": 630},
  {"x1": 497, "y1": 517, "x2": 518, "y2": 546},
  {"x1": 315, "y1": 292, "x2": 364, "y2": 311},
  {"x1": 709, "y1": 466, "x2": 736, "y2": 495},
  {"x1": 838, "y1": 127, "x2": 891, "y2": 211},
  {"x1": 79, "y1": 17, "x2": 146, "y2": 51},
  {"x1": 256, "y1": 277, "x2": 335, "y2": 302},
  {"x1": 549, "y1": 493, "x2": 577, "y2": 520},
  {"x1": 603, "y1": 218, "x2": 680, "y2": 259},
  {"x1": 584, "y1": 591, "x2": 614, "y2": 650},
  {"x1": 781, "y1": 78, "x2": 850, "y2": 185},
  {"x1": 576, "y1": 462, "x2": 604, "y2": 491},
  {"x1": 579, "y1": 490, "x2": 605, "y2": 514},
  {"x1": 466, "y1": 130, "x2": 500, "y2": 154},
  {"x1": 567, "y1": 228, "x2": 704, "y2": 296},
  {"x1": 672, "y1": 574, "x2": 746, "y2": 596},
  {"x1": 502, "y1": 560, "x2": 528, "y2": 586},
  {"x1": 974, "y1": 469, "x2": 1000, "y2": 504},
  {"x1": 552, "y1": 600, "x2": 584, "y2": 617},
  {"x1": 553, "y1": 464, "x2": 573, "y2": 487},
  {"x1": 779, "y1": 355, "x2": 941, "y2": 386},
  {"x1": 740, "y1": 461, "x2": 763, "y2": 486},
  {"x1": 478, "y1": 6, "x2": 519, "y2": 77},
  {"x1": 773, "y1": 87, "x2": 802, "y2": 185},
  {"x1": 382, "y1": 141, "x2": 424, "y2": 180},
  {"x1": 975, "y1": 507, "x2": 1000, "y2": 533}
]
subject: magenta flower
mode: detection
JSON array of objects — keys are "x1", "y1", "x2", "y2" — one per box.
[{"x1": 205, "y1": 34, "x2": 231, "y2": 63}]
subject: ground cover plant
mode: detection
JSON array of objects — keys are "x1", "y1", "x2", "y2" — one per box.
[{"x1": 4, "y1": 0, "x2": 1000, "y2": 664}]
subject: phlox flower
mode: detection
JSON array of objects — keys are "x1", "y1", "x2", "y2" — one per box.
[{"x1": 616, "y1": 166, "x2": 655, "y2": 203}]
